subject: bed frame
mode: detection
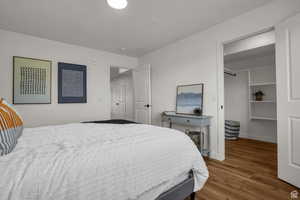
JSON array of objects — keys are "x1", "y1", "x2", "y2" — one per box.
[{"x1": 156, "y1": 171, "x2": 195, "y2": 200}]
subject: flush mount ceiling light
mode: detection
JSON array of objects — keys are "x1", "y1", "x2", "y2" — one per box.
[{"x1": 107, "y1": 0, "x2": 128, "y2": 10}]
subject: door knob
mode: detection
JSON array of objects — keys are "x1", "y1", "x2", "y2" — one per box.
[{"x1": 144, "y1": 104, "x2": 151, "y2": 108}]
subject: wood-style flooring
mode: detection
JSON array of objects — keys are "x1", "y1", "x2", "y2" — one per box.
[{"x1": 195, "y1": 138, "x2": 299, "y2": 200}]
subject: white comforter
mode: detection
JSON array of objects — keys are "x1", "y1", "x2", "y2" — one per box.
[{"x1": 0, "y1": 123, "x2": 208, "y2": 200}]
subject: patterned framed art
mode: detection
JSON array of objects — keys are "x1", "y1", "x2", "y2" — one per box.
[
  {"x1": 58, "y1": 62, "x2": 87, "y2": 103},
  {"x1": 13, "y1": 56, "x2": 52, "y2": 104}
]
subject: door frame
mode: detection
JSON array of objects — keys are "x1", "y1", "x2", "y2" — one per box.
[
  {"x1": 109, "y1": 65, "x2": 134, "y2": 120},
  {"x1": 216, "y1": 27, "x2": 276, "y2": 161}
]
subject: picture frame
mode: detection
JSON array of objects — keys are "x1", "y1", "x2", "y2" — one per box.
[
  {"x1": 13, "y1": 56, "x2": 52, "y2": 104},
  {"x1": 176, "y1": 83, "x2": 204, "y2": 115},
  {"x1": 58, "y1": 62, "x2": 87, "y2": 103}
]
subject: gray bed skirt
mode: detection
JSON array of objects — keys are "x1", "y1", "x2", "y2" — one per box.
[{"x1": 156, "y1": 171, "x2": 195, "y2": 200}]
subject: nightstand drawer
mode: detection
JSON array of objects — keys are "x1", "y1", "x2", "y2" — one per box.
[
  {"x1": 170, "y1": 117, "x2": 197, "y2": 126},
  {"x1": 169, "y1": 116, "x2": 210, "y2": 127}
]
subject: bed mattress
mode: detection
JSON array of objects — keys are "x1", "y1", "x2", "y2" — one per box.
[{"x1": 0, "y1": 123, "x2": 208, "y2": 200}]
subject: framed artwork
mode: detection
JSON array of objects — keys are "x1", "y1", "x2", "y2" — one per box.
[
  {"x1": 58, "y1": 62, "x2": 87, "y2": 103},
  {"x1": 13, "y1": 56, "x2": 52, "y2": 104},
  {"x1": 176, "y1": 84, "x2": 204, "y2": 115}
]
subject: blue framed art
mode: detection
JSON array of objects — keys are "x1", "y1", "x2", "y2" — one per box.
[
  {"x1": 58, "y1": 62, "x2": 87, "y2": 103},
  {"x1": 176, "y1": 83, "x2": 204, "y2": 115}
]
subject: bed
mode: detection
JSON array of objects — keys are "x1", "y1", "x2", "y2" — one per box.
[{"x1": 0, "y1": 122, "x2": 208, "y2": 200}]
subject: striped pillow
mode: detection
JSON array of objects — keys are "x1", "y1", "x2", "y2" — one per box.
[{"x1": 0, "y1": 98, "x2": 23, "y2": 156}]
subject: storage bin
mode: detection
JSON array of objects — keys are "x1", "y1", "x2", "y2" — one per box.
[{"x1": 225, "y1": 120, "x2": 240, "y2": 140}]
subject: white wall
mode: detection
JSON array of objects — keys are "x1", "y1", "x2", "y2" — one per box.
[
  {"x1": 111, "y1": 70, "x2": 134, "y2": 121},
  {"x1": 224, "y1": 71, "x2": 249, "y2": 138},
  {"x1": 139, "y1": 0, "x2": 300, "y2": 160},
  {"x1": 224, "y1": 31, "x2": 275, "y2": 56},
  {"x1": 224, "y1": 70, "x2": 277, "y2": 143},
  {"x1": 0, "y1": 29, "x2": 138, "y2": 127}
]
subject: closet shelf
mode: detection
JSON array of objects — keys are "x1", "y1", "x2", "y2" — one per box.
[
  {"x1": 250, "y1": 82, "x2": 276, "y2": 86},
  {"x1": 250, "y1": 116, "x2": 277, "y2": 121},
  {"x1": 250, "y1": 100, "x2": 276, "y2": 103}
]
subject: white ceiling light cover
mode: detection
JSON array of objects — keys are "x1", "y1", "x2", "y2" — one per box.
[{"x1": 107, "y1": 0, "x2": 128, "y2": 10}]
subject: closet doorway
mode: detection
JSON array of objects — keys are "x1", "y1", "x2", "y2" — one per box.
[
  {"x1": 223, "y1": 30, "x2": 277, "y2": 161},
  {"x1": 218, "y1": 14, "x2": 300, "y2": 188}
]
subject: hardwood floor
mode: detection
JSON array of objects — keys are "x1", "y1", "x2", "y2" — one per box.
[{"x1": 196, "y1": 138, "x2": 299, "y2": 200}]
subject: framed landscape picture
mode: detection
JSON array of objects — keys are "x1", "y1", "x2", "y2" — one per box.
[
  {"x1": 13, "y1": 56, "x2": 52, "y2": 104},
  {"x1": 176, "y1": 84, "x2": 204, "y2": 115},
  {"x1": 58, "y1": 62, "x2": 87, "y2": 103}
]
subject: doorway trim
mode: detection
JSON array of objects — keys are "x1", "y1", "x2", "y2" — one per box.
[
  {"x1": 216, "y1": 27, "x2": 275, "y2": 161},
  {"x1": 110, "y1": 66, "x2": 134, "y2": 120}
]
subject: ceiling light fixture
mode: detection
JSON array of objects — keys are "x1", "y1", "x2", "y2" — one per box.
[{"x1": 107, "y1": 0, "x2": 128, "y2": 10}]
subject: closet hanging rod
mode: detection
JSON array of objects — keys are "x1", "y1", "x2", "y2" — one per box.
[
  {"x1": 224, "y1": 71, "x2": 236, "y2": 76},
  {"x1": 224, "y1": 67, "x2": 237, "y2": 77}
]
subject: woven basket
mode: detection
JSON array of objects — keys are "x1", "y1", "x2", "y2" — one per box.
[{"x1": 225, "y1": 120, "x2": 240, "y2": 140}]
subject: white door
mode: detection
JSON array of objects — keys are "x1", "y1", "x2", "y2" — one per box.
[
  {"x1": 111, "y1": 84, "x2": 126, "y2": 119},
  {"x1": 276, "y1": 13, "x2": 300, "y2": 188},
  {"x1": 133, "y1": 64, "x2": 151, "y2": 124}
]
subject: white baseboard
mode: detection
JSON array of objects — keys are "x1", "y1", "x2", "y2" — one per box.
[{"x1": 239, "y1": 134, "x2": 277, "y2": 143}]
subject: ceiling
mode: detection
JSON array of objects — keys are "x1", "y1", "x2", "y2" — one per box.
[{"x1": 0, "y1": 0, "x2": 273, "y2": 57}]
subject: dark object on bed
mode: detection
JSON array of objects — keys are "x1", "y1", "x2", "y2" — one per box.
[
  {"x1": 83, "y1": 119, "x2": 137, "y2": 124},
  {"x1": 156, "y1": 171, "x2": 195, "y2": 200}
]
